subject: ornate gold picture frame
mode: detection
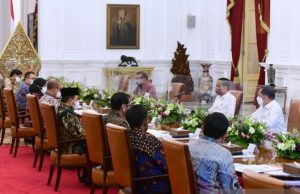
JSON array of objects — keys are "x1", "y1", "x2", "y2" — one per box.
[{"x1": 107, "y1": 4, "x2": 140, "y2": 49}]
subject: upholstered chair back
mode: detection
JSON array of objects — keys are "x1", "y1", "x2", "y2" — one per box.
[
  {"x1": 287, "y1": 99, "x2": 300, "y2": 132},
  {"x1": 82, "y1": 112, "x2": 107, "y2": 164},
  {"x1": 27, "y1": 94, "x2": 43, "y2": 135},
  {"x1": 161, "y1": 138, "x2": 197, "y2": 194},
  {"x1": 106, "y1": 123, "x2": 133, "y2": 188},
  {"x1": 39, "y1": 103, "x2": 58, "y2": 148},
  {"x1": 3, "y1": 89, "x2": 18, "y2": 125},
  {"x1": 229, "y1": 90, "x2": 243, "y2": 115}
]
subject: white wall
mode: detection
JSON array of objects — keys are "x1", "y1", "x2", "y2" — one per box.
[
  {"x1": 0, "y1": 0, "x2": 11, "y2": 51},
  {"x1": 38, "y1": 0, "x2": 232, "y2": 95},
  {"x1": 266, "y1": 0, "x2": 300, "y2": 107}
]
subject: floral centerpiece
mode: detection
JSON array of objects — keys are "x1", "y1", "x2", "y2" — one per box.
[
  {"x1": 131, "y1": 96, "x2": 157, "y2": 122},
  {"x1": 98, "y1": 88, "x2": 117, "y2": 108},
  {"x1": 227, "y1": 117, "x2": 268, "y2": 147},
  {"x1": 151, "y1": 100, "x2": 185, "y2": 128},
  {"x1": 181, "y1": 108, "x2": 207, "y2": 132},
  {"x1": 275, "y1": 129, "x2": 300, "y2": 159},
  {"x1": 131, "y1": 95, "x2": 156, "y2": 111},
  {"x1": 81, "y1": 87, "x2": 101, "y2": 104}
]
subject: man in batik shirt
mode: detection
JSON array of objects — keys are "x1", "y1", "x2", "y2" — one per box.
[
  {"x1": 106, "y1": 92, "x2": 130, "y2": 129},
  {"x1": 40, "y1": 79, "x2": 61, "y2": 109},
  {"x1": 57, "y1": 87, "x2": 85, "y2": 154},
  {"x1": 125, "y1": 105, "x2": 171, "y2": 194}
]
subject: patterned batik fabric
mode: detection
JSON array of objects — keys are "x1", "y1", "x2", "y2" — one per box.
[
  {"x1": 15, "y1": 82, "x2": 29, "y2": 110},
  {"x1": 40, "y1": 93, "x2": 60, "y2": 109},
  {"x1": 57, "y1": 103, "x2": 85, "y2": 154},
  {"x1": 106, "y1": 110, "x2": 130, "y2": 129},
  {"x1": 188, "y1": 136, "x2": 242, "y2": 194},
  {"x1": 128, "y1": 128, "x2": 171, "y2": 194}
]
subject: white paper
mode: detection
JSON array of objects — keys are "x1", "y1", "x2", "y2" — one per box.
[
  {"x1": 247, "y1": 143, "x2": 257, "y2": 153},
  {"x1": 74, "y1": 109, "x2": 98, "y2": 116},
  {"x1": 144, "y1": 92, "x2": 150, "y2": 98},
  {"x1": 232, "y1": 154, "x2": 256, "y2": 159},
  {"x1": 234, "y1": 163, "x2": 282, "y2": 173},
  {"x1": 146, "y1": 129, "x2": 172, "y2": 139},
  {"x1": 89, "y1": 100, "x2": 94, "y2": 109},
  {"x1": 150, "y1": 117, "x2": 157, "y2": 124}
]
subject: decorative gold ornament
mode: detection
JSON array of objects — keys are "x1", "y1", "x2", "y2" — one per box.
[{"x1": 0, "y1": 22, "x2": 41, "y2": 77}]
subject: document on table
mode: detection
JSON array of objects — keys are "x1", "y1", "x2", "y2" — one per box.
[
  {"x1": 234, "y1": 163, "x2": 282, "y2": 173},
  {"x1": 232, "y1": 154, "x2": 255, "y2": 159},
  {"x1": 74, "y1": 109, "x2": 98, "y2": 116},
  {"x1": 147, "y1": 129, "x2": 172, "y2": 139}
]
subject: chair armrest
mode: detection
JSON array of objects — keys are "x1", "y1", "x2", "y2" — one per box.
[{"x1": 133, "y1": 174, "x2": 169, "y2": 182}]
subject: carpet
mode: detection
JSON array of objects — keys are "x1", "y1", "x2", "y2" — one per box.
[{"x1": 0, "y1": 145, "x2": 118, "y2": 194}]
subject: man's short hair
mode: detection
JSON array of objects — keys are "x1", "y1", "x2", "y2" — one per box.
[
  {"x1": 46, "y1": 79, "x2": 60, "y2": 90},
  {"x1": 125, "y1": 105, "x2": 147, "y2": 129},
  {"x1": 261, "y1": 85, "x2": 275, "y2": 100},
  {"x1": 218, "y1": 77, "x2": 230, "y2": 90},
  {"x1": 136, "y1": 71, "x2": 148, "y2": 80},
  {"x1": 9, "y1": 69, "x2": 22, "y2": 77},
  {"x1": 203, "y1": 112, "x2": 229, "y2": 139},
  {"x1": 110, "y1": 92, "x2": 130, "y2": 110},
  {"x1": 24, "y1": 71, "x2": 35, "y2": 79}
]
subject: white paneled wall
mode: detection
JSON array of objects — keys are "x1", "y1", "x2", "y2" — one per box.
[
  {"x1": 266, "y1": 0, "x2": 300, "y2": 106},
  {"x1": 38, "y1": 0, "x2": 232, "y2": 95}
]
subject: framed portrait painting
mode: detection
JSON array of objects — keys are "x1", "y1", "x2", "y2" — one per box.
[{"x1": 107, "y1": 4, "x2": 140, "y2": 49}]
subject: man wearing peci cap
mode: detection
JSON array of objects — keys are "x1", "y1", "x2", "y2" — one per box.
[{"x1": 56, "y1": 88, "x2": 86, "y2": 154}]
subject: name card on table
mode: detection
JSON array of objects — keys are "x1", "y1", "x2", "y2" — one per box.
[
  {"x1": 144, "y1": 92, "x2": 150, "y2": 98},
  {"x1": 242, "y1": 143, "x2": 258, "y2": 155}
]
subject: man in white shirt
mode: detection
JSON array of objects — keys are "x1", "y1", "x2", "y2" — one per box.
[
  {"x1": 250, "y1": 85, "x2": 284, "y2": 133},
  {"x1": 208, "y1": 78, "x2": 236, "y2": 118}
]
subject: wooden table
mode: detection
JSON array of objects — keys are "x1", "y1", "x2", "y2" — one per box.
[{"x1": 234, "y1": 146, "x2": 300, "y2": 180}]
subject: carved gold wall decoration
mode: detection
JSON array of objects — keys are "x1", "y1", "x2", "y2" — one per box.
[{"x1": 0, "y1": 22, "x2": 41, "y2": 78}]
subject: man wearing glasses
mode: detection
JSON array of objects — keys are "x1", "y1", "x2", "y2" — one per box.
[{"x1": 15, "y1": 71, "x2": 36, "y2": 110}]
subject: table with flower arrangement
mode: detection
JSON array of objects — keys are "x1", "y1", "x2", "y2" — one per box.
[
  {"x1": 226, "y1": 117, "x2": 300, "y2": 180},
  {"x1": 59, "y1": 81, "x2": 300, "y2": 180}
]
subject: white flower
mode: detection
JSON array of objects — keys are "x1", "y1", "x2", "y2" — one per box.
[
  {"x1": 164, "y1": 110, "x2": 170, "y2": 116},
  {"x1": 284, "y1": 140, "x2": 296, "y2": 151},
  {"x1": 249, "y1": 127, "x2": 255, "y2": 134},
  {"x1": 277, "y1": 143, "x2": 285, "y2": 151}
]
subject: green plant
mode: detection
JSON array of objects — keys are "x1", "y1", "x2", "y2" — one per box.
[
  {"x1": 227, "y1": 117, "x2": 267, "y2": 147},
  {"x1": 151, "y1": 100, "x2": 185, "y2": 125},
  {"x1": 181, "y1": 108, "x2": 207, "y2": 132},
  {"x1": 275, "y1": 129, "x2": 300, "y2": 159},
  {"x1": 98, "y1": 88, "x2": 117, "y2": 108}
]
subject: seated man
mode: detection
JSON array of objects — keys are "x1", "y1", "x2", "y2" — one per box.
[
  {"x1": 15, "y1": 71, "x2": 36, "y2": 110},
  {"x1": 106, "y1": 92, "x2": 130, "y2": 128},
  {"x1": 125, "y1": 105, "x2": 171, "y2": 194},
  {"x1": 250, "y1": 85, "x2": 284, "y2": 133},
  {"x1": 24, "y1": 78, "x2": 47, "y2": 127},
  {"x1": 208, "y1": 78, "x2": 236, "y2": 118},
  {"x1": 57, "y1": 87, "x2": 85, "y2": 154},
  {"x1": 133, "y1": 71, "x2": 156, "y2": 98},
  {"x1": 40, "y1": 79, "x2": 61, "y2": 109},
  {"x1": 4, "y1": 69, "x2": 22, "y2": 92},
  {"x1": 188, "y1": 112, "x2": 241, "y2": 194}
]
